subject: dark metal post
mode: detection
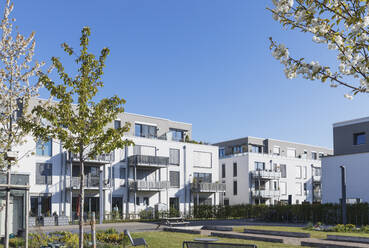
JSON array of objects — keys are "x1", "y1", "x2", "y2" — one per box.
[{"x1": 340, "y1": 165, "x2": 347, "y2": 224}]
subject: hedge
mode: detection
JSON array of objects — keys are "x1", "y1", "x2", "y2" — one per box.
[{"x1": 193, "y1": 203, "x2": 369, "y2": 225}]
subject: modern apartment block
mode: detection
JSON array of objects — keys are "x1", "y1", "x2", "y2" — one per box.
[
  {"x1": 215, "y1": 137, "x2": 332, "y2": 206},
  {"x1": 0, "y1": 99, "x2": 224, "y2": 236},
  {"x1": 322, "y1": 116, "x2": 369, "y2": 203}
]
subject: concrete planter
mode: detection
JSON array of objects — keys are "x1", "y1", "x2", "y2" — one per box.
[
  {"x1": 56, "y1": 216, "x2": 69, "y2": 226},
  {"x1": 41, "y1": 216, "x2": 55, "y2": 226}
]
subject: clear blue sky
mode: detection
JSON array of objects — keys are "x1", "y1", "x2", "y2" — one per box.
[{"x1": 11, "y1": 1, "x2": 369, "y2": 148}]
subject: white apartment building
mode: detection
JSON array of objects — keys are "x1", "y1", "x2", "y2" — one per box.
[
  {"x1": 322, "y1": 117, "x2": 369, "y2": 203},
  {"x1": 0, "y1": 101, "x2": 224, "y2": 236},
  {"x1": 215, "y1": 137, "x2": 332, "y2": 206}
]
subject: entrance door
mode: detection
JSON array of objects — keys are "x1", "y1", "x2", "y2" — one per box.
[
  {"x1": 12, "y1": 196, "x2": 23, "y2": 235},
  {"x1": 169, "y1": 197, "x2": 179, "y2": 217}
]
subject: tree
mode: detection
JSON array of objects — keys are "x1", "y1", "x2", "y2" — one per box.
[
  {"x1": 21, "y1": 27, "x2": 132, "y2": 248},
  {"x1": 0, "y1": 1, "x2": 44, "y2": 247},
  {"x1": 269, "y1": 0, "x2": 369, "y2": 99}
]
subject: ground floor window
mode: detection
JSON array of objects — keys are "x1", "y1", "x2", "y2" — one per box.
[
  {"x1": 30, "y1": 195, "x2": 52, "y2": 217},
  {"x1": 112, "y1": 197, "x2": 123, "y2": 219},
  {"x1": 169, "y1": 197, "x2": 179, "y2": 217}
]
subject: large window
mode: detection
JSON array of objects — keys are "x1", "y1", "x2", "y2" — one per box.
[
  {"x1": 219, "y1": 148, "x2": 225, "y2": 158},
  {"x1": 251, "y1": 145, "x2": 262, "y2": 153},
  {"x1": 296, "y1": 182, "x2": 302, "y2": 196},
  {"x1": 233, "y1": 163, "x2": 237, "y2": 177},
  {"x1": 169, "y1": 148, "x2": 180, "y2": 165},
  {"x1": 114, "y1": 120, "x2": 121, "y2": 129},
  {"x1": 221, "y1": 164, "x2": 226, "y2": 178},
  {"x1": 193, "y1": 172, "x2": 212, "y2": 183},
  {"x1": 311, "y1": 152, "x2": 317, "y2": 160},
  {"x1": 119, "y1": 168, "x2": 126, "y2": 179},
  {"x1": 30, "y1": 195, "x2": 51, "y2": 217},
  {"x1": 36, "y1": 139, "x2": 52, "y2": 157},
  {"x1": 273, "y1": 146, "x2": 280, "y2": 155},
  {"x1": 170, "y1": 128, "x2": 184, "y2": 141},
  {"x1": 170, "y1": 171, "x2": 180, "y2": 187},
  {"x1": 233, "y1": 181, "x2": 237, "y2": 195},
  {"x1": 135, "y1": 123, "x2": 157, "y2": 138},
  {"x1": 354, "y1": 132, "x2": 366, "y2": 145},
  {"x1": 232, "y1": 146, "x2": 242, "y2": 154},
  {"x1": 36, "y1": 163, "x2": 52, "y2": 185},
  {"x1": 296, "y1": 166, "x2": 302, "y2": 179},
  {"x1": 255, "y1": 162, "x2": 265, "y2": 171},
  {"x1": 280, "y1": 182, "x2": 287, "y2": 195},
  {"x1": 287, "y1": 148, "x2": 296, "y2": 158},
  {"x1": 280, "y1": 164, "x2": 287, "y2": 178}
]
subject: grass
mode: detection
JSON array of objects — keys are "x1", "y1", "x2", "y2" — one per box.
[{"x1": 233, "y1": 225, "x2": 369, "y2": 239}]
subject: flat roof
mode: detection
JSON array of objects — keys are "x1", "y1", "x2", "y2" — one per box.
[{"x1": 333, "y1": 116, "x2": 369, "y2": 128}]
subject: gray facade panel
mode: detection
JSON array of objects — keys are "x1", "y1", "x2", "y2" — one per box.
[{"x1": 333, "y1": 121, "x2": 369, "y2": 155}]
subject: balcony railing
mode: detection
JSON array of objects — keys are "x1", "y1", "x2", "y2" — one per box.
[
  {"x1": 68, "y1": 152, "x2": 114, "y2": 164},
  {"x1": 128, "y1": 180, "x2": 170, "y2": 191},
  {"x1": 251, "y1": 188, "x2": 280, "y2": 198},
  {"x1": 0, "y1": 173, "x2": 29, "y2": 186},
  {"x1": 70, "y1": 176, "x2": 109, "y2": 189},
  {"x1": 312, "y1": 175, "x2": 321, "y2": 182},
  {"x1": 191, "y1": 182, "x2": 226, "y2": 193},
  {"x1": 251, "y1": 170, "x2": 281, "y2": 180},
  {"x1": 128, "y1": 155, "x2": 169, "y2": 168}
]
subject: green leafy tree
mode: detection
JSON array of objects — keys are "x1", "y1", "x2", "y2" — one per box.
[{"x1": 22, "y1": 27, "x2": 132, "y2": 248}]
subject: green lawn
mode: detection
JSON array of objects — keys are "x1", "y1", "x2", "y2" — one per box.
[
  {"x1": 132, "y1": 231, "x2": 301, "y2": 248},
  {"x1": 233, "y1": 225, "x2": 369, "y2": 239}
]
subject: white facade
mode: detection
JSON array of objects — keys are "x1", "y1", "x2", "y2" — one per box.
[
  {"x1": 1, "y1": 112, "x2": 223, "y2": 231},
  {"x1": 220, "y1": 152, "x2": 323, "y2": 205},
  {"x1": 322, "y1": 152, "x2": 369, "y2": 203}
]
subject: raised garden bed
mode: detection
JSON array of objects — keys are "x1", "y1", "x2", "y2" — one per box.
[
  {"x1": 56, "y1": 216, "x2": 69, "y2": 226},
  {"x1": 163, "y1": 227, "x2": 201, "y2": 234},
  {"x1": 326, "y1": 235, "x2": 369, "y2": 244},
  {"x1": 210, "y1": 232, "x2": 284, "y2": 243},
  {"x1": 202, "y1": 225, "x2": 233, "y2": 231},
  {"x1": 243, "y1": 228, "x2": 310, "y2": 238}
]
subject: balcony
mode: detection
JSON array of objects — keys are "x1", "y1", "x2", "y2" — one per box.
[
  {"x1": 191, "y1": 182, "x2": 226, "y2": 193},
  {"x1": 128, "y1": 180, "x2": 170, "y2": 191},
  {"x1": 70, "y1": 177, "x2": 110, "y2": 189},
  {"x1": 251, "y1": 170, "x2": 281, "y2": 180},
  {"x1": 251, "y1": 189, "x2": 280, "y2": 198},
  {"x1": 312, "y1": 175, "x2": 321, "y2": 183},
  {"x1": 68, "y1": 152, "x2": 114, "y2": 164},
  {"x1": 0, "y1": 173, "x2": 29, "y2": 186},
  {"x1": 128, "y1": 155, "x2": 169, "y2": 168}
]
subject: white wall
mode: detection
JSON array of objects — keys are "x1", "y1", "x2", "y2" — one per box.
[{"x1": 322, "y1": 152, "x2": 369, "y2": 203}]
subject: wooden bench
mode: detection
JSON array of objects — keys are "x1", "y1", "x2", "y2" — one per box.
[{"x1": 183, "y1": 241, "x2": 257, "y2": 248}]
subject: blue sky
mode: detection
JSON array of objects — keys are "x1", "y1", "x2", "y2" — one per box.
[{"x1": 11, "y1": 1, "x2": 369, "y2": 148}]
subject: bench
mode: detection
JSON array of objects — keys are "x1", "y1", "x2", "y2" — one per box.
[
  {"x1": 156, "y1": 217, "x2": 190, "y2": 229},
  {"x1": 183, "y1": 241, "x2": 257, "y2": 248},
  {"x1": 124, "y1": 230, "x2": 149, "y2": 247}
]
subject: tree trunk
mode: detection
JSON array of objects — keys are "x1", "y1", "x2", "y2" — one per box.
[
  {"x1": 79, "y1": 159, "x2": 84, "y2": 248},
  {"x1": 4, "y1": 166, "x2": 11, "y2": 248}
]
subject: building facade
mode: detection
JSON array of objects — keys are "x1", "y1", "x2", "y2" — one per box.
[
  {"x1": 1, "y1": 107, "x2": 224, "y2": 234},
  {"x1": 215, "y1": 137, "x2": 332, "y2": 205},
  {"x1": 322, "y1": 116, "x2": 369, "y2": 203}
]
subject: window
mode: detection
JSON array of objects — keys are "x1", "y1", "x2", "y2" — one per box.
[
  {"x1": 194, "y1": 172, "x2": 212, "y2": 183},
  {"x1": 251, "y1": 145, "x2": 262, "y2": 153},
  {"x1": 119, "y1": 168, "x2": 126, "y2": 179},
  {"x1": 30, "y1": 197, "x2": 38, "y2": 216},
  {"x1": 232, "y1": 146, "x2": 242, "y2": 154},
  {"x1": 303, "y1": 166, "x2": 307, "y2": 179},
  {"x1": 41, "y1": 196, "x2": 51, "y2": 216},
  {"x1": 314, "y1": 167, "x2": 321, "y2": 176},
  {"x1": 169, "y1": 149, "x2": 180, "y2": 165},
  {"x1": 219, "y1": 148, "x2": 225, "y2": 158},
  {"x1": 296, "y1": 182, "x2": 302, "y2": 195},
  {"x1": 233, "y1": 163, "x2": 237, "y2": 177},
  {"x1": 304, "y1": 183, "x2": 307, "y2": 194},
  {"x1": 287, "y1": 148, "x2": 296, "y2": 158},
  {"x1": 170, "y1": 171, "x2": 180, "y2": 187},
  {"x1": 31, "y1": 195, "x2": 51, "y2": 217},
  {"x1": 280, "y1": 182, "x2": 287, "y2": 195},
  {"x1": 318, "y1": 152, "x2": 324, "y2": 158},
  {"x1": 273, "y1": 146, "x2": 280, "y2": 155},
  {"x1": 135, "y1": 123, "x2": 157, "y2": 138},
  {"x1": 221, "y1": 164, "x2": 226, "y2": 178},
  {"x1": 233, "y1": 181, "x2": 237, "y2": 195},
  {"x1": 255, "y1": 162, "x2": 265, "y2": 171},
  {"x1": 36, "y1": 139, "x2": 52, "y2": 156},
  {"x1": 354, "y1": 132, "x2": 366, "y2": 145},
  {"x1": 136, "y1": 197, "x2": 140, "y2": 205},
  {"x1": 36, "y1": 163, "x2": 52, "y2": 185},
  {"x1": 170, "y1": 128, "x2": 184, "y2": 141},
  {"x1": 311, "y1": 152, "x2": 317, "y2": 160},
  {"x1": 114, "y1": 120, "x2": 121, "y2": 129},
  {"x1": 143, "y1": 197, "x2": 149, "y2": 206},
  {"x1": 296, "y1": 166, "x2": 302, "y2": 179},
  {"x1": 280, "y1": 164, "x2": 287, "y2": 178}
]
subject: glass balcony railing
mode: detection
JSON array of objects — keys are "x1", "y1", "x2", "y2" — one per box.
[
  {"x1": 68, "y1": 152, "x2": 114, "y2": 163},
  {"x1": 127, "y1": 155, "x2": 169, "y2": 168},
  {"x1": 128, "y1": 180, "x2": 170, "y2": 191},
  {"x1": 251, "y1": 170, "x2": 281, "y2": 180},
  {"x1": 0, "y1": 173, "x2": 29, "y2": 185},
  {"x1": 251, "y1": 188, "x2": 280, "y2": 198},
  {"x1": 70, "y1": 176, "x2": 109, "y2": 189},
  {"x1": 191, "y1": 182, "x2": 226, "y2": 192}
]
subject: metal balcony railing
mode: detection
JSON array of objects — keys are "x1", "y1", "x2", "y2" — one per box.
[
  {"x1": 251, "y1": 170, "x2": 281, "y2": 180},
  {"x1": 71, "y1": 176, "x2": 105, "y2": 189},
  {"x1": 127, "y1": 155, "x2": 169, "y2": 168},
  {"x1": 251, "y1": 188, "x2": 280, "y2": 198},
  {"x1": 128, "y1": 180, "x2": 170, "y2": 191},
  {"x1": 191, "y1": 182, "x2": 226, "y2": 192},
  {"x1": 68, "y1": 152, "x2": 114, "y2": 163}
]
